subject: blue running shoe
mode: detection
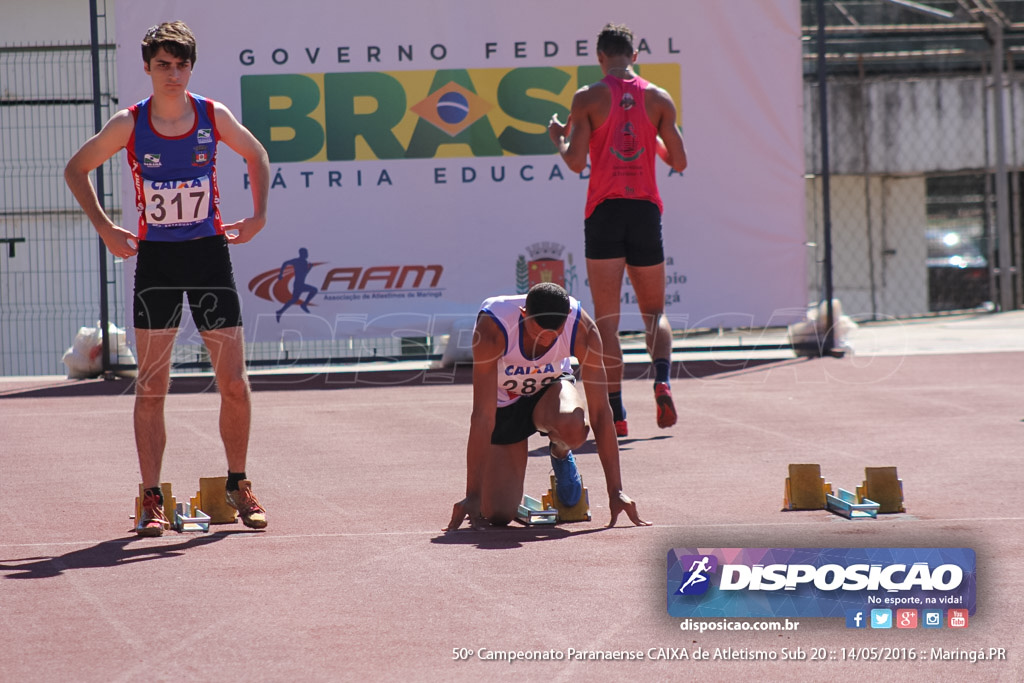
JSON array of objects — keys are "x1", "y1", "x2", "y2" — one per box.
[{"x1": 550, "y1": 450, "x2": 582, "y2": 507}]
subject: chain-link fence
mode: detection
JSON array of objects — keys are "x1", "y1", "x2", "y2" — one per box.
[
  {"x1": 0, "y1": 43, "x2": 125, "y2": 377},
  {"x1": 803, "y1": 0, "x2": 1024, "y2": 323},
  {"x1": 805, "y1": 62, "x2": 1024, "y2": 320}
]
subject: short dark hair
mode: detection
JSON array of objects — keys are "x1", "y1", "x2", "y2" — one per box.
[
  {"x1": 525, "y1": 283, "x2": 570, "y2": 330},
  {"x1": 597, "y1": 23, "x2": 635, "y2": 57},
  {"x1": 142, "y1": 21, "x2": 197, "y2": 66}
]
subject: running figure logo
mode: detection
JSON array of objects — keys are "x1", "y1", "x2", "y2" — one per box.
[
  {"x1": 276, "y1": 247, "x2": 319, "y2": 322},
  {"x1": 676, "y1": 554, "x2": 718, "y2": 595}
]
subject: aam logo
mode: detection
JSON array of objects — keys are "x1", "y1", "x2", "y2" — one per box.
[
  {"x1": 249, "y1": 262, "x2": 444, "y2": 304},
  {"x1": 240, "y1": 64, "x2": 680, "y2": 162}
]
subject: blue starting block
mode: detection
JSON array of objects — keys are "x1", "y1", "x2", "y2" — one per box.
[
  {"x1": 826, "y1": 488, "x2": 880, "y2": 520},
  {"x1": 173, "y1": 502, "x2": 212, "y2": 532},
  {"x1": 516, "y1": 494, "x2": 557, "y2": 525}
]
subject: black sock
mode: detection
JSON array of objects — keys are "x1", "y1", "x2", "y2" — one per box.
[
  {"x1": 654, "y1": 358, "x2": 671, "y2": 385},
  {"x1": 144, "y1": 486, "x2": 163, "y2": 505},
  {"x1": 609, "y1": 391, "x2": 626, "y2": 422},
  {"x1": 227, "y1": 472, "x2": 246, "y2": 491}
]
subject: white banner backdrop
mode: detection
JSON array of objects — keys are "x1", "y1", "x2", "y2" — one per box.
[{"x1": 115, "y1": 0, "x2": 806, "y2": 344}]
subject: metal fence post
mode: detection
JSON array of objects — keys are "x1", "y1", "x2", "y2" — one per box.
[
  {"x1": 89, "y1": 0, "x2": 113, "y2": 378},
  {"x1": 986, "y1": 16, "x2": 1016, "y2": 311},
  {"x1": 816, "y1": 0, "x2": 838, "y2": 355}
]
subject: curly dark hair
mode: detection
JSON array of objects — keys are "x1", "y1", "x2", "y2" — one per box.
[
  {"x1": 597, "y1": 23, "x2": 634, "y2": 57},
  {"x1": 141, "y1": 21, "x2": 197, "y2": 65}
]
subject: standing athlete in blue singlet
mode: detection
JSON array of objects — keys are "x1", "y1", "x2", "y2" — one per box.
[
  {"x1": 65, "y1": 21, "x2": 271, "y2": 536},
  {"x1": 445, "y1": 283, "x2": 649, "y2": 530}
]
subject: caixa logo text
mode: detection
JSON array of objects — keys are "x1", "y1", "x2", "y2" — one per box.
[{"x1": 718, "y1": 563, "x2": 963, "y2": 592}]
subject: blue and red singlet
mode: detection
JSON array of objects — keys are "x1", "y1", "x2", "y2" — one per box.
[{"x1": 127, "y1": 92, "x2": 223, "y2": 241}]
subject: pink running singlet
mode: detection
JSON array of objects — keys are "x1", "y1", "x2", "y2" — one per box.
[{"x1": 584, "y1": 74, "x2": 663, "y2": 218}]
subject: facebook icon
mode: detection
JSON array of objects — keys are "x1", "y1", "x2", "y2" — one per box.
[{"x1": 845, "y1": 609, "x2": 867, "y2": 629}]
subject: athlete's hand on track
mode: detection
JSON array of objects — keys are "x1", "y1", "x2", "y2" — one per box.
[
  {"x1": 445, "y1": 497, "x2": 486, "y2": 531},
  {"x1": 608, "y1": 491, "x2": 651, "y2": 528},
  {"x1": 224, "y1": 216, "x2": 266, "y2": 244}
]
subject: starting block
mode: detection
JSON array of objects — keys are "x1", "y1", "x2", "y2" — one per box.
[
  {"x1": 826, "y1": 488, "x2": 880, "y2": 519},
  {"x1": 516, "y1": 495, "x2": 558, "y2": 525},
  {"x1": 543, "y1": 475, "x2": 591, "y2": 523},
  {"x1": 173, "y1": 502, "x2": 212, "y2": 532},
  {"x1": 857, "y1": 466, "x2": 906, "y2": 513},
  {"x1": 193, "y1": 476, "x2": 239, "y2": 524},
  {"x1": 516, "y1": 474, "x2": 592, "y2": 525},
  {"x1": 132, "y1": 482, "x2": 174, "y2": 533},
  {"x1": 782, "y1": 464, "x2": 833, "y2": 511},
  {"x1": 131, "y1": 482, "x2": 213, "y2": 532}
]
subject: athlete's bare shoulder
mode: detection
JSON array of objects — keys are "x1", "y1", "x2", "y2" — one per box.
[
  {"x1": 644, "y1": 82, "x2": 677, "y2": 116},
  {"x1": 574, "y1": 81, "x2": 607, "y2": 102},
  {"x1": 572, "y1": 81, "x2": 611, "y2": 119},
  {"x1": 643, "y1": 81, "x2": 674, "y2": 102}
]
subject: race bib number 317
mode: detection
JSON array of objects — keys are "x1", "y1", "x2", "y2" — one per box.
[{"x1": 144, "y1": 175, "x2": 211, "y2": 226}]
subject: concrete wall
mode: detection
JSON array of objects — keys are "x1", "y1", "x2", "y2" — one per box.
[
  {"x1": 806, "y1": 175, "x2": 929, "y2": 319},
  {"x1": 0, "y1": 0, "x2": 114, "y2": 44},
  {"x1": 805, "y1": 74, "x2": 1024, "y2": 175}
]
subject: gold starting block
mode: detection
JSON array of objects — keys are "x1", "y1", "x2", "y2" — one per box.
[
  {"x1": 193, "y1": 476, "x2": 239, "y2": 524},
  {"x1": 131, "y1": 482, "x2": 213, "y2": 532},
  {"x1": 516, "y1": 475, "x2": 592, "y2": 525},
  {"x1": 132, "y1": 482, "x2": 174, "y2": 533},
  {"x1": 782, "y1": 464, "x2": 833, "y2": 511},
  {"x1": 543, "y1": 474, "x2": 591, "y2": 523},
  {"x1": 857, "y1": 466, "x2": 906, "y2": 514}
]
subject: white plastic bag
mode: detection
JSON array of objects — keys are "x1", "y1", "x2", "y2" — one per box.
[
  {"x1": 62, "y1": 322, "x2": 137, "y2": 378},
  {"x1": 787, "y1": 299, "x2": 858, "y2": 355}
]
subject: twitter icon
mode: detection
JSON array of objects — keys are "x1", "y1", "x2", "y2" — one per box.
[{"x1": 870, "y1": 609, "x2": 893, "y2": 629}]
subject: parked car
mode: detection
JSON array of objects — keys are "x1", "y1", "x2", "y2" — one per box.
[{"x1": 926, "y1": 229, "x2": 990, "y2": 311}]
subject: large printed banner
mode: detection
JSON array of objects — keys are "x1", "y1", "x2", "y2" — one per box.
[{"x1": 115, "y1": 0, "x2": 805, "y2": 343}]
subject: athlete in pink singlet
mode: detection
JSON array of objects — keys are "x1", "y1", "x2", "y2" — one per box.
[{"x1": 549, "y1": 23, "x2": 687, "y2": 438}]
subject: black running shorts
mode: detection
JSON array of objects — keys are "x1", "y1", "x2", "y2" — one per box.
[
  {"x1": 491, "y1": 374, "x2": 575, "y2": 445},
  {"x1": 133, "y1": 235, "x2": 243, "y2": 331},
  {"x1": 584, "y1": 198, "x2": 664, "y2": 266}
]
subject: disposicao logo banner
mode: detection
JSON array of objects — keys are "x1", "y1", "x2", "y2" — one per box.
[{"x1": 667, "y1": 548, "x2": 976, "y2": 618}]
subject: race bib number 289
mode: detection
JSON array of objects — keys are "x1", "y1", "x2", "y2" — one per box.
[{"x1": 145, "y1": 175, "x2": 211, "y2": 226}]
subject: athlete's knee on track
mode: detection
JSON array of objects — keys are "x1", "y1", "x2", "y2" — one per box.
[
  {"x1": 481, "y1": 491, "x2": 521, "y2": 527},
  {"x1": 482, "y1": 505, "x2": 517, "y2": 527},
  {"x1": 487, "y1": 512, "x2": 515, "y2": 527}
]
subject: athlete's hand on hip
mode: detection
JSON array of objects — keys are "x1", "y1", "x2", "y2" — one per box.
[
  {"x1": 98, "y1": 225, "x2": 139, "y2": 259},
  {"x1": 608, "y1": 491, "x2": 651, "y2": 528},
  {"x1": 224, "y1": 216, "x2": 266, "y2": 244},
  {"x1": 445, "y1": 496, "x2": 485, "y2": 531}
]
